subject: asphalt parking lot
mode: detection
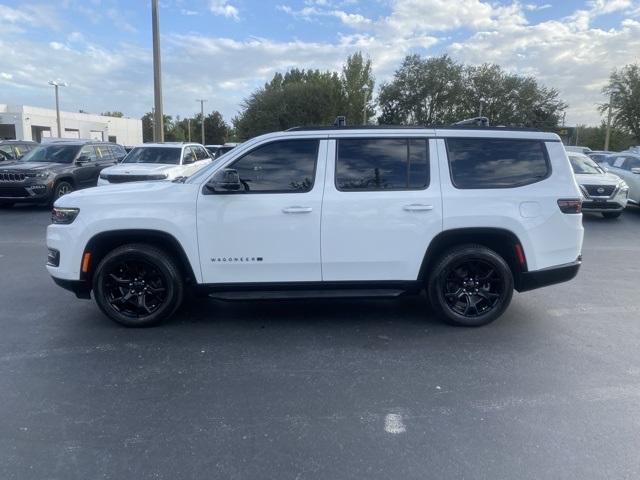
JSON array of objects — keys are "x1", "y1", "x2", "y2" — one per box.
[{"x1": 1, "y1": 204, "x2": 640, "y2": 480}]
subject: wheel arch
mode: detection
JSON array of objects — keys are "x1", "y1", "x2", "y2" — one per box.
[
  {"x1": 80, "y1": 229, "x2": 198, "y2": 287},
  {"x1": 418, "y1": 228, "x2": 527, "y2": 291}
]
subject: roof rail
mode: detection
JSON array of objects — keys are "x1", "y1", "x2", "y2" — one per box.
[{"x1": 453, "y1": 116, "x2": 490, "y2": 126}]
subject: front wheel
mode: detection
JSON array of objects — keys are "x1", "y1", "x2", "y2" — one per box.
[
  {"x1": 93, "y1": 244, "x2": 185, "y2": 327},
  {"x1": 428, "y1": 245, "x2": 514, "y2": 327}
]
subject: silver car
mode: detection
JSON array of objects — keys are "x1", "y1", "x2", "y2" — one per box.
[
  {"x1": 568, "y1": 151, "x2": 628, "y2": 219},
  {"x1": 599, "y1": 151, "x2": 640, "y2": 208}
]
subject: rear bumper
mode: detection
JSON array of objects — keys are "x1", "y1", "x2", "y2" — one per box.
[{"x1": 517, "y1": 257, "x2": 582, "y2": 292}]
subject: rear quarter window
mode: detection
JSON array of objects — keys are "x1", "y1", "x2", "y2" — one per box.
[{"x1": 446, "y1": 138, "x2": 550, "y2": 189}]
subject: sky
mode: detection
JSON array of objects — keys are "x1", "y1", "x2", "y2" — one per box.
[{"x1": 1, "y1": 0, "x2": 639, "y2": 129}]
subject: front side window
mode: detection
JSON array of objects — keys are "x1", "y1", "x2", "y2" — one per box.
[
  {"x1": 229, "y1": 140, "x2": 318, "y2": 193},
  {"x1": 622, "y1": 156, "x2": 640, "y2": 171},
  {"x1": 79, "y1": 146, "x2": 98, "y2": 162},
  {"x1": 336, "y1": 138, "x2": 429, "y2": 191},
  {"x1": 193, "y1": 146, "x2": 209, "y2": 161},
  {"x1": 447, "y1": 138, "x2": 550, "y2": 189}
]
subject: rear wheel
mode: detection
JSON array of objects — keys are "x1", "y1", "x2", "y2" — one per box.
[
  {"x1": 601, "y1": 211, "x2": 621, "y2": 219},
  {"x1": 428, "y1": 244, "x2": 513, "y2": 327},
  {"x1": 93, "y1": 244, "x2": 184, "y2": 327}
]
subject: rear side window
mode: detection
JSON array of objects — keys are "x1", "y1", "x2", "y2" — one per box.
[
  {"x1": 229, "y1": 139, "x2": 319, "y2": 193},
  {"x1": 446, "y1": 138, "x2": 550, "y2": 189},
  {"x1": 336, "y1": 138, "x2": 429, "y2": 191}
]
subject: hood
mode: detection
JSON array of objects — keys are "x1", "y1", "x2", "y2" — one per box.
[
  {"x1": 101, "y1": 163, "x2": 182, "y2": 176},
  {"x1": 574, "y1": 171, "x2": 624, "y2": 186},
  {"x1": 0, "y1": 162, "x2": 67, "y2": 173},
  {"x1": 55, "y1": 181, "x2": 190, "y2": 207}
]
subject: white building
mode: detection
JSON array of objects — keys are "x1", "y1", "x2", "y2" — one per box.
[{"x1": 0, "y1": 104, "x2": 143, "y2": 146}]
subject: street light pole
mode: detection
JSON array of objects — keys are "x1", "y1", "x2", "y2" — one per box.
[
  {"x1": 152, "y1": 0, "x2": 164, "y2": 142},
  {"x1": 362, "y1": 85, "x2": 369, "y2": 125},
  {"x1": 479, "y1": 97, "x2": 486, "y2": 117},
  {"x1": 186, "y1": 117, "x2": 191, "y2": 142},
  {"x1": 604, "y1": 87, "x2": 620, "y2": 151},
  {"x1": 196, "y1": 98, "x2": 208, "y2": 144},
  {"x1": 48, "y1": 81, "x2": 67, "y2": 138}
]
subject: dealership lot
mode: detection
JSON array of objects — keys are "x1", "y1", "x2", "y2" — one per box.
[{"x1": 1, "y1": 204, "x2": 640, "y2": 479}]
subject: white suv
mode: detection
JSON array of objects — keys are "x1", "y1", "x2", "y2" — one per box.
[
  {"x1": 47, "y1": 123, "x2": 584, "y2": 327},
  {"x1": 97, "y1": 142, "x2": 212, "y2": 185}
]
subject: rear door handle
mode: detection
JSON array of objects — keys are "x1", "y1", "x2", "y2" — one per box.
[
  {"x1": 282, "y1": 206, "x2": 313, "y2": 214},
  {"x1": 403, "y1": 204, "x2": 434, "y2": 211}
]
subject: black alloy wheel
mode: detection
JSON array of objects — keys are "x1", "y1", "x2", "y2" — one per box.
[
  {"x1": 428, "y1": 244, "x2": 514, "y2": 327},
  {"x1": 93, "y1": 244, "x2": 184, "y2": 327}
]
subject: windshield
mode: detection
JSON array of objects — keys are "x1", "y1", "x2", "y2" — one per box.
[
  {"x1": 569, "y1": 153, "x2": 604, "y2": 175},
  {"x1": 20, "y1": 145, "x2": 79, "y2": 164},
  {"x1": 123, "y1": 147, "x2": 181, "y2": 165}
]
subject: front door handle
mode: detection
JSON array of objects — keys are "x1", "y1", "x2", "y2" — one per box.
[
  {"x1": 403, "y1": 204, "x2": 434, "y2": 211},
  {"x1": 282, "y1": 206, "x2": 313, "y2": 214}
]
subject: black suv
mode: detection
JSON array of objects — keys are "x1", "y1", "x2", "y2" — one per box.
[
  {"x1": 0, "y1": 140, "x2": 38, "y2": 162},
  {"x1": 0, "y1": 140, "x2": 127, "y2": 207}
]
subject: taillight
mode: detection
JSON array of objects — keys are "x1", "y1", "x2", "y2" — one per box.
[{"x1": 557, "y1": 198, "x2": 582, "y2": 214}]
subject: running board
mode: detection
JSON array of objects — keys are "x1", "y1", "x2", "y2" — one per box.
[{"x1": 208, "y1": 289, "x2": 407, "y2": 301}]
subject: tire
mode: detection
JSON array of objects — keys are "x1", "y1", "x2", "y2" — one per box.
[
  {"x1": 51, "y1": 181, "x2": 74, "y2": 205},
  {"x1": 428, "y1": 244, "x2": 514, "y2": 327},
  {"x1": 601, "y1": 212, "x2": 621, "y2": 219},
  {"x1": 92, "y1": 243, "x2": 185, "y2": 327}
]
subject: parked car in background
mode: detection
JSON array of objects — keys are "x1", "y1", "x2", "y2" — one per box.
[
  {"x1": 599, "y1": 151, "x2": 640, "y2": 207},
  {"x1": 567, "y1": 151, "x2": 628, "y2": 219},
  {"x1": 0, "y1": 140, "x2": 126, "y2": 207},
  {"x1": 98, "y1": 142, "x2": 212, "y2": 185},
  {"x1": 565, "y1": 145, "x2": 592, "y2": 154},
  {"x1": 586, "y1": 150, "x2": 614, "y2": 164},
  {"x1": 206, "y1": 142, "x2": 240, "y2": 159},
  {"x1": 0, "y1": 140, "x2": 38, "y2": 162}
]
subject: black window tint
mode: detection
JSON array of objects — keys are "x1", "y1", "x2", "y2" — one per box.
[
  {"x1": 229, "y1": 140, "x2": 318, "y2": 193},
  {"x1": 336, "y1": 138, "x2": 429, "y2": 191},
  {"x1": 447, "y1": 138, "x2": 549, "y2": 189}
]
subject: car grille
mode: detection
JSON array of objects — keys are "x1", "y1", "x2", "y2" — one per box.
[
  {"x1": 583, "y1": 184, "x2": 616, "y2": 197},
  {"x1": 0, "y1": 172, "x2": 26, "y2": 182},
  {"x1": 105, "y1": 175, "x2": 161, "y2": 183}
]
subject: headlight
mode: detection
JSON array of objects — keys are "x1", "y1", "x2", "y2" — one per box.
[
  {"x1": 25, "y1": 172, "x2": 50, "y2": 178},
  {"x1": 51, "y1": 207, "x2": 80, "y2": 224}
]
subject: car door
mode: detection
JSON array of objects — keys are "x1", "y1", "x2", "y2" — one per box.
[
  {"x1": 197, "y1": 137, "x2": 327, "y2": 284},
  {"x1": 320, "y1": 135, "x2": 443, "y2": 281},
  {"x1": 620, "y1": 156, "x2": 640, "y2": 203},
  {"x1": 73, "y1": 145, "x2": 104, "y2": 189}
]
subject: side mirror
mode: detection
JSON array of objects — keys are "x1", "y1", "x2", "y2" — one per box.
[
  {"x1": 203, "y1": 168, "x2": 242, "y2": 194},
  {"x1": 76, "y1": 155, "x2": 91, "y2": 163},
  {"x1": 631, "y1": 167, "x2": 640, "y2": 175},
  {"x1": 183, "y1": 155, "x2": 195, "y2": 165}
]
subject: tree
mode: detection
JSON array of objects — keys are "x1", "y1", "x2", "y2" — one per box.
[
  {"x1": 377, "y1": 55, "x2": 567, "y2": 129},
  {"x1": 341, "y1": 52, "x2": 375, "y2": 125},
  {"x1": 101, "y1": 111, "x2": 124, "y2": 118},
  {"x1": 377, "y1": 54, "x2": 464, "y2": 125},
  {"x1": 598, "y1": 63, "x2": 640, "y2": 143},
  {"x1": 233, "y1": 68, "x2": 345, "y2": 139}
]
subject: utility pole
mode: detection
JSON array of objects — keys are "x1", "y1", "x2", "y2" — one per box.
[
  {"x1": 152, "y1": 0, "x2": 164, "y2": 142},
  {"x1": 196, "y1": 98, "x2": 208, "y2": 144}
]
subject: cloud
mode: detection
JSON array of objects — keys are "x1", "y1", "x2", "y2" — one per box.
[{"x1": 209, "y1": 0, "x2": 240, "y2": 20}]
